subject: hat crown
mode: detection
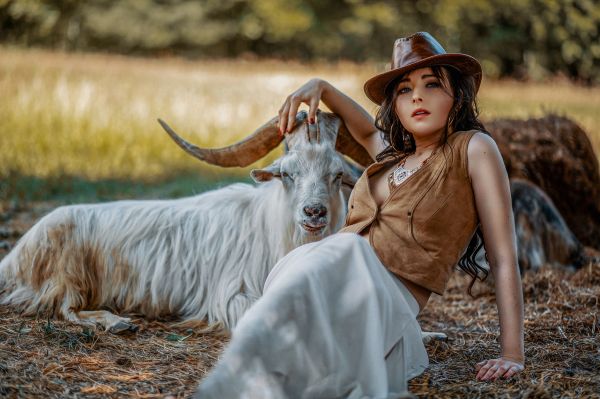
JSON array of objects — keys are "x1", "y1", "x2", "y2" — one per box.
[{"x1": 392, "y1": 32, "x2": 447, "y2": 70}]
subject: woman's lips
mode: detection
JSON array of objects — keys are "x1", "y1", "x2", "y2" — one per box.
[
  {"x1": 412, "y1": 112, "x2": 430, "y2": 119},
  {"x1": 411, "y1": 109, "x2": 430, "y2": 118}
]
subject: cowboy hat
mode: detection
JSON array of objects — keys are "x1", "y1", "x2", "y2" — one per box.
[{"x1": 364, "y1": 32, "x2": 482, "y2": 105}]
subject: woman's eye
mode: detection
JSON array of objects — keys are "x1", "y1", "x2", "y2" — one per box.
[
  {"x1": 397, "y1": 87, "x2": 410, "y2": 94},
  {"x1": 426, "y1": 81, "x2": 441, "y2": 88}
]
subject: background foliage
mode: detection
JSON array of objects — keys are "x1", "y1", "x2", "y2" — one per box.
[{"x1": 1, "y1": 0, "x2": 599, "y2": 83}]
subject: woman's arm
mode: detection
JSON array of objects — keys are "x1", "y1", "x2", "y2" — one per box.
[
  {"x1": 467, "y1": 132, "x2": 525, "y2": 381},
  {"x1": 278, "y1": 79, "x2": 385, "y2": 160}
]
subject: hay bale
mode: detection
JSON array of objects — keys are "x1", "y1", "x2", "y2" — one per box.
[{"x1": 486, "y1": 115, "x2": 600, "y2": 249}]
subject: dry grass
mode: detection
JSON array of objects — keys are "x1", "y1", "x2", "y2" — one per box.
[
  {"x1": 1, "y1": 47, "x2": 599, "y2": 183},
  {"x1": 0, "y1": 47, "x2": 374, "y2": 181},
  {"x1": 412, "y1": 264, "x2": 599, "y2": 398},
  {"x1": 0, "y1": 202, "x2": 598, "y2": 398},
  {"x1": 0, "y1": 312, "x2": 227, "y2": 398}
]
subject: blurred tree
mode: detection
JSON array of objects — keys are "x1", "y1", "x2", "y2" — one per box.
[
  {"x1": 428, "y1": 0, "x2": 600, "y2": 83},
  {"x1": 0, "y1": 0, "x2": 598, "y2": 83}
]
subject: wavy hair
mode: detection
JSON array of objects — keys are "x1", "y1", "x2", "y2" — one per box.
[{"x1": 374, "y1": 65, "x2": 489, "y2": 295}]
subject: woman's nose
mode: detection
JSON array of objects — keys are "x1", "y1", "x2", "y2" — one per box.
[{"x1": 412, "y1": 89, "x2": 422, "y2": 103}]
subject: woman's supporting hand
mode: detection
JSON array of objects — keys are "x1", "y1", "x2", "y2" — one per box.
[
  {"x1": 278, "y1": 78, "x2": 324, "y2": 134},
  {"x1": 468, "y1": 133, "x2": 525, "y2": 382},
  {"x1": 475, "y1": 357, "x2": 524, "y2": 381}
]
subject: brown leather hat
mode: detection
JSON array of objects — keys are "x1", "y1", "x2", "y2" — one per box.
[{"x1": 364, "y1": 32, "x2": 482, "y2": 105}]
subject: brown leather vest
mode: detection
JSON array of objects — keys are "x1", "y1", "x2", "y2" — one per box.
[{"x1": 339, "y1": 130, "x2": 479, "y2": 295}]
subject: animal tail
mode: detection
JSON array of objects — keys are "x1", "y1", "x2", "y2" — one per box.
[
  {"x1": 0, "y1": 241, "x2": 35, "y2": 309},
  {"x1": 0, "y1": 220, "x2": 54, "y2": 314}
]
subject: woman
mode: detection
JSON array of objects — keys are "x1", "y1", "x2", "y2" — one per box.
[{"x1": 194, "y1": 32, "x2": 524, "y2": 398}]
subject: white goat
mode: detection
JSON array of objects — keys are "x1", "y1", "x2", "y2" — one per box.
[{"x1": 0, "y1": 111, "x2": 370, "y2": 332}]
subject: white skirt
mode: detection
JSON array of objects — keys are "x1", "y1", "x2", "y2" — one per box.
[{"x1": 194, "y1": 233, "x2": 429, "y2": 399}]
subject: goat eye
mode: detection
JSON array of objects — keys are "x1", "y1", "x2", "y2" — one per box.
[
  {"x1": 334, "y1": 173, "x2": 343, "y2": 181},
  {"x1": 282, "y1": 172, "x2": 293, "y2": 180}
]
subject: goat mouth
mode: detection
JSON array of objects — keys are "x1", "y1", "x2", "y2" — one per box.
[{"x1": 301, "y1": 223, "x2": 326, "y2": 234}]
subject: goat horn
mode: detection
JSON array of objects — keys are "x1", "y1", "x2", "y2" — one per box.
[
  {"x1": 159, "y1": 112, "x2": 373, "y2": 168},
  {"x1": 335, "y1": 120, "x2": 374, "y2": 167},
  {"x1": 158, "y1": 116, "x2": 284, "y2": 167}
]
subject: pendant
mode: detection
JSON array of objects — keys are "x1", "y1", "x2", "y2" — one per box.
[
  {"x1": 388, "y1": 164, "x2": 415, "y2": 189},
  {"x1": 392, "y1": 167, "x2": 410, "y2": 184}
]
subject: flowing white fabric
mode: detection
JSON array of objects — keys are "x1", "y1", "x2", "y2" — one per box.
[{"x1": 194, "y1": 233, "x2": 429, "y2": 399}]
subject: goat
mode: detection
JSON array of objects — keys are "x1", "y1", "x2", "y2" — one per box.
[
  {"x1": 511, "y1": 178, "x2": 587, "y2": 272},
  {"x1": 0, "y1": 111, "x2": 369, "y2": 332}
]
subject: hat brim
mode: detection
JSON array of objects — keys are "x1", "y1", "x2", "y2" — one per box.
[{"x1": 363, "y1": 53, "x2": 482, "y2": 105}]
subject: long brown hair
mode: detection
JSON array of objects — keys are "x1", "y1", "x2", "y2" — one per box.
[{"x1": 374, "y1": 65, "x2": 490, "y2": 295}]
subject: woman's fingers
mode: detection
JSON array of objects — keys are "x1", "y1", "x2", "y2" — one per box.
[
  {"x1": 282, "y1": 95, "x2": 318, "y2": 134},
  {"x1": 308, "y1": 97, "x2": 320, "y2": 124},
  {"x1": 477, "y1": 360, "x2": 499, "y2": 381},
  {"x1": 286, "y1": 96, "x2": 302, "y2": 133},
  {"x1": 492, "y1": 363, "x2": 523, "y2": 380},
  {"x1": 475, "y1": 358, "x2": 524, "y2": 381},
  {"x1": 475, "y1": 359, "x2": 493, "y2": 379},
  {"x1": 278, "y1": 79, "x2": 324, "y2": 134},
  {"x1": 501, "y1": 365, "x2": 522, "y2": 380},
  {"x1": 278, "y1": 99, "x2": 291, "y2": 135},
  {"x1": 490, "y1": 364, "x2": 510, "y2": 380},
  {"x1": 474, "y1": 360, "x2": 487, "y2": 371}
]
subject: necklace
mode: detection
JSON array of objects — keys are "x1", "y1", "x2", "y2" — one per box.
[{"x1": 387, "y1": 148, "x2": 438, "y2": 190}]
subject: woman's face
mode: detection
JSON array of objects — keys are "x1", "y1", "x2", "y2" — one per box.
[{"x1": 393, "y1": 67, "x2": 454, "y2": 142}]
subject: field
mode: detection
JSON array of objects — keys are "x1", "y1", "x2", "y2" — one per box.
[
  {"x1": 1, "y1": 47, "x2": 599, "y2": 197},
  {"x1": 0, "y1": 48, "x2": 599, "y2": 398}
]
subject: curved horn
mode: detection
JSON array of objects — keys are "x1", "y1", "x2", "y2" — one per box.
[
  {"x1": 335, "y1": 120, "x2": 375, "y2": 167},
  {"x1": 158, "y1": 116, "x2": 283, "y2": 167}
]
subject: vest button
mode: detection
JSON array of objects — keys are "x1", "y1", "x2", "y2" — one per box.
[
  {"x1": 407, "y1": 211, "x2": 412, "y2": 217},
  {"x1": 351, "y1": 205, "x2": 354, "y2": 209}
]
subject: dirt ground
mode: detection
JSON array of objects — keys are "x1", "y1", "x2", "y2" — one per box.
[{"x1": 0, "y1": 202, "x2": 598, "y2": 398}]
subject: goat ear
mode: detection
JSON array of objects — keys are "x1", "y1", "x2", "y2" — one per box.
[
  {"x1": 250, "y1": 161, "x2": 282, "y2": 183},
  {"x1": 340, "y1": 157, "x2": 364, "y2": 188}
]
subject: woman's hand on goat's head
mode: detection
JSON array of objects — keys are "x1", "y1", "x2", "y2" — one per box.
[{"x1": 278, "y1": 78, "x2": 325, "y2": 135}]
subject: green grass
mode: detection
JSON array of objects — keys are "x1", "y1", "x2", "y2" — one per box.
[
  {"x1": 0, "y1": 171, "x2": 250, "y2": 203},
  {"x1": 1, "y1": 47, "x2": 598, "y2": 202}
]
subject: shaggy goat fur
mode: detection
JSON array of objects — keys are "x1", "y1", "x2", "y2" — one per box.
[{"x1": 0, "y1": 117, "x2": 352, "y2": 332}]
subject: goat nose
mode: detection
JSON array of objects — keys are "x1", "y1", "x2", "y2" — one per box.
[{"x1": 304, "y1": 204, "x2": 327, "y2": 218}]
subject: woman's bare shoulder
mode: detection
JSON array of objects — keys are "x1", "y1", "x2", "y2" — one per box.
[
  {"x1": 467, "y1": 131, "x2": 501, "y2": 159},
  {"x1": 467, "y1": 132, "x2": 506, "y2": 183},
  {"x1": 466, "y1": 131, "x2": 505, "y2": 180}
]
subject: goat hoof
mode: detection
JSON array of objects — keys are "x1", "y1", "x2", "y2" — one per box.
[
  {"x1": 421, "y1": 331, "x2": 448, "y2": 344},
  {"x1": 108, "y1": 321, "x2": 139, "y2": 334},
  {"x1": 429, "y1": 332, "x2": 447, "y2": 342}
]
